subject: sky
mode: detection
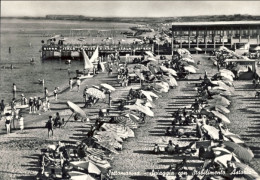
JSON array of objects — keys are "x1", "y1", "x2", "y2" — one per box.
[{"x1": 1, "y1": 1, "x2": 260, "y2": 17}]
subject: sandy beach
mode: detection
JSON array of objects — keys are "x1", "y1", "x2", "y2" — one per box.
[{"x1": 0, "y1": 54, "x2": 259, "y2": 180}]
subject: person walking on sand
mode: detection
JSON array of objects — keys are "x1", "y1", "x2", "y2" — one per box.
[
  {"x1": 53, "y1": 87, "x2": 58, "y2": 101},
  {"x1": 29, "y1": 97, "x2": 33, "y2": 114},
  {"x1": 13, "y1": 83, "x2": 17, "y2": 99},
  {"x1": 76, "y1": 78, "x2": 81, "y2": 92},
  {"x1": 37, "y1": 97, "x2": 42, "y2": 115},
  {"x1": 44, "y1": 87, "x2": 49, "y2": 101},
  {"x1": 33, "y1": 97, "x2": 37, "y2": 114},
  {"x1": 19, "y1": 114, "x2": 24, "y2": 132},
  {"x1": 69, "y1": 78, "x2": 73, "y2": 91},
  {"x1": 47, "y1": 116, "x2": 54, "y2": 138},
  {"x1": 5, "y1": 114, "x2": 11, "y2": 134}
]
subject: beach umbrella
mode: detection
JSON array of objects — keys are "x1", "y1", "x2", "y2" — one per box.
[
  {"x1": 134, "y1": 71, "x2": 145, "y2": 81},
  {"x1": 202, "y1": 124, "x2": 220, "y2": 140},
  {"x1": 223, "y1": 141, "x2": 254, "y2": 163},
  {"x1": 95, "y1": 131, "x2": 123, "y2": 143},
  {"x1": 100, "y1": 83, "x2": 115, "y2": 91},
  {"x1": 167, "y1": 68, "x2": 177, "y2": 76},
  {"x1": 234, "y1": 162, "x2": 260, "y2": 179},
  {"x1": 95, "y1": 141, "x2": 119, "y2": 154},
  {"x1": 215, "y1": 105, "x2": 230, "y2": 114},
  {"x1": 69, "y1": 171, "x2": 96, "y2": 180},
  {"x1": 160, "y1": 65, "x2": 169, "y2": 72},
  {"x1": 194, "y1": 47, "x2": 202, "y2": 51},
  {"x1": 211, "y1": 111, "x2": 230, "y2": 124},
  {"x1": 184, "y1": 66, "x2": 196, "y2": 73},
  {"x1": 219, "y1": 72, "x2": 233, "y2": 82},
  {"x1": 114, "y1": 115, "x2": 138, "y2": 129},
  {"x1": 254, "y1": 46, "x2": 260, "y2": 51},
  {"x1": 127, "y1": 113, "x2": 140, "y2": 122},
  {"x1": 86, "y1": 88, "x2": 106, "y2": 99},
  {"x1": 67, "y1": 101, "x2": 87, "y2": 118},
  {"x1": 94, "y1": 135, "x2": 122, "y2": 149},
  {"x1": 182, "y1": 57, "x2": 195, "y2": 63},
  {"x1": 86, "y1": 147, "x2": 106, "y2": 158},
  {"x1": 145, "y1": 51, "x2": 155, "y2": 57},
  {"x1": 64, "y1": 101, "x2": 87, "y2": 126},
  {"x1": 147, "y1": 57, "x2": 157, "y2": 61},
  {"x1": 136, "y1": 103, "x2": 154, "y2": 117},
  {"x1": 163, "y1": 75, "x2": 178, "y2": 87},
  {"x1": 101, "y1": 123, "x2": 134, "y2": 138},
  {"x1": 70, "y1": 161, "x2": 101, "y2": 175},
  {"x1": 212, "y1": 86, "x2": 226, "y2": 91},
  {"x1": 219, "y1": 69, "x2": 235, "y2": 78},
  {"x1": 224, "y1": 134, "x2": 244, "y2": 144},
  {"x1": 124, "y1": 104, "x2": 139, "y2": 111},
  {"x1": 154, "y1": 82, "x2": 169, "y2": 93},
  {"x1": 212, "y1": 95, "x2": 230, "y2": 104},
  {"x1": 141, "y1": 90, "x2": 158, "y2": 101},
  {"x1": 213, "y1": 148, "x2": 240, "y2": 168},
  {"x1": 134, "y1": 64, "x2": 149, "y2": 71}
]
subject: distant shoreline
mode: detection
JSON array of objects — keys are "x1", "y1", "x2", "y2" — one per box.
[{"x1": 1, "y1": 14, "x2": 260, "y2": 24}]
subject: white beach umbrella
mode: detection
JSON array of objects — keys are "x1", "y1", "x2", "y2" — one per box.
[{"x1": 100, "y1": 83, "x2": 116, "y2": 91}]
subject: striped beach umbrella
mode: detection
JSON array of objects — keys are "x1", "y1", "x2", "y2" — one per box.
[
  {"x1": 86, "y1": 88, "x2": 106, "y2": 99},
  {"x1": 70, "y1": 161, "x2": 101, "y2": 175}
]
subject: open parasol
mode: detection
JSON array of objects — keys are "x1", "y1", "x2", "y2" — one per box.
[
  {"x1": 184, "y1": 65, "x2": 196, "y2": 73},
  {"x1": 136, "y1": 103, "x2": 154, "y2": 117},
  {"x1": 100, "y1": 83, "x2": 115, "y2": 91},
  {"x1": 223, "y1": 141, "x2": 254, "y2": 163},
  {"x1": 94, "y1": 135, "x2": 122, "y2": 150},
  {"x1": 182, "y1": 57, "x2": 195, "y2": 63},
  {"x1": 201, "y1": 124, "x2": 220, "y2": 140},
  {"x1": 215, "y1": 105, "x2": 230, "y2": 114},
  {"x1": 213, "y1": 147, "x2": 241, "y2": 168},
  {"x1": 95, "y1": 131, "x2": 123, "y2": 143},
  {"x1": 211, "y1": 110, "x2": 230, "y2": 124},
  {"x1": 70, "y1": 161, "x2": 101, "y2": 175},
  {"x1": 140, "y1": 90, "x2": 158, "y2": 101},
  {"x1": 64, "y1": 101, "x2": 87, "y2": 126},
  {"x1": 86, "y1": 88, "x2": 106, "y2": 99},
  {"x1": 145, "y1": 51, "x2": 155, "y2": 57},
  {"x1": 67, "y1": 101, "x2": 87, "y2": 118}
]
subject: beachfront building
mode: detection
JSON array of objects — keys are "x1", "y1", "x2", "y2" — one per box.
[{"x1": 171, "y1": 21, "x2": 260, "y2": 54}]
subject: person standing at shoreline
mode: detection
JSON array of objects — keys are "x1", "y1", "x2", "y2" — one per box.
[
  {"x1": 13, "y1": 83, "x2": 17, "y2": 99},
  {"x1": 29, "y1": 97, "x2": 33, "y2": 114},
  {"x1": 47, "y1": 116, "x2": 54, "y2": 138},
  {"x1": 76, "y1": 78, "x2": 81, "y2": 92},
  {"x1": 37, "y1": 97, "x2": 42, "y2": 115},
  {"x1": 33, "y1": 97, "x2": 37, "y2": 114},
  {"x1": 53, "y1": 87, "x2": 58, "y2": 101},
  {"x1": 19, "y1": 115, "x2": 24, "y2": 132},
  {"x1": 69, "y1": 78, "x2": 73, "y2": 91},
  {"x1": 44, "y1": 87, "x2": 49, "y2": 102},
  {"x1": 5, "y1": 114, "x2": 11, "y2": 134}
]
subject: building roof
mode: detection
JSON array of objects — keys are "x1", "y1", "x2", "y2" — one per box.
[{"x1": 172, "y1": 21, "x2": 260, "y2": 26}]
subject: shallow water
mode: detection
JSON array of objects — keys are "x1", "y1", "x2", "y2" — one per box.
[{"x1": 0, "y1": 18, "x2": 134, "y2": 103}]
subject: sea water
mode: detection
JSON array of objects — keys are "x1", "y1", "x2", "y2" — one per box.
[{"x1": 0, "y1": 18, "x2": 134, "y2": 103}]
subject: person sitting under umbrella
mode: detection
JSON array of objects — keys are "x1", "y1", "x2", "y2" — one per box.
[{"x1": 165, "y1": 140, "x2": 175, "y2": 154}]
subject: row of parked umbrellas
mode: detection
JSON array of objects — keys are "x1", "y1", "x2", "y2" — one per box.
[{"x1": 194, "y1": 57, "x2": 259, "y2": 179}]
